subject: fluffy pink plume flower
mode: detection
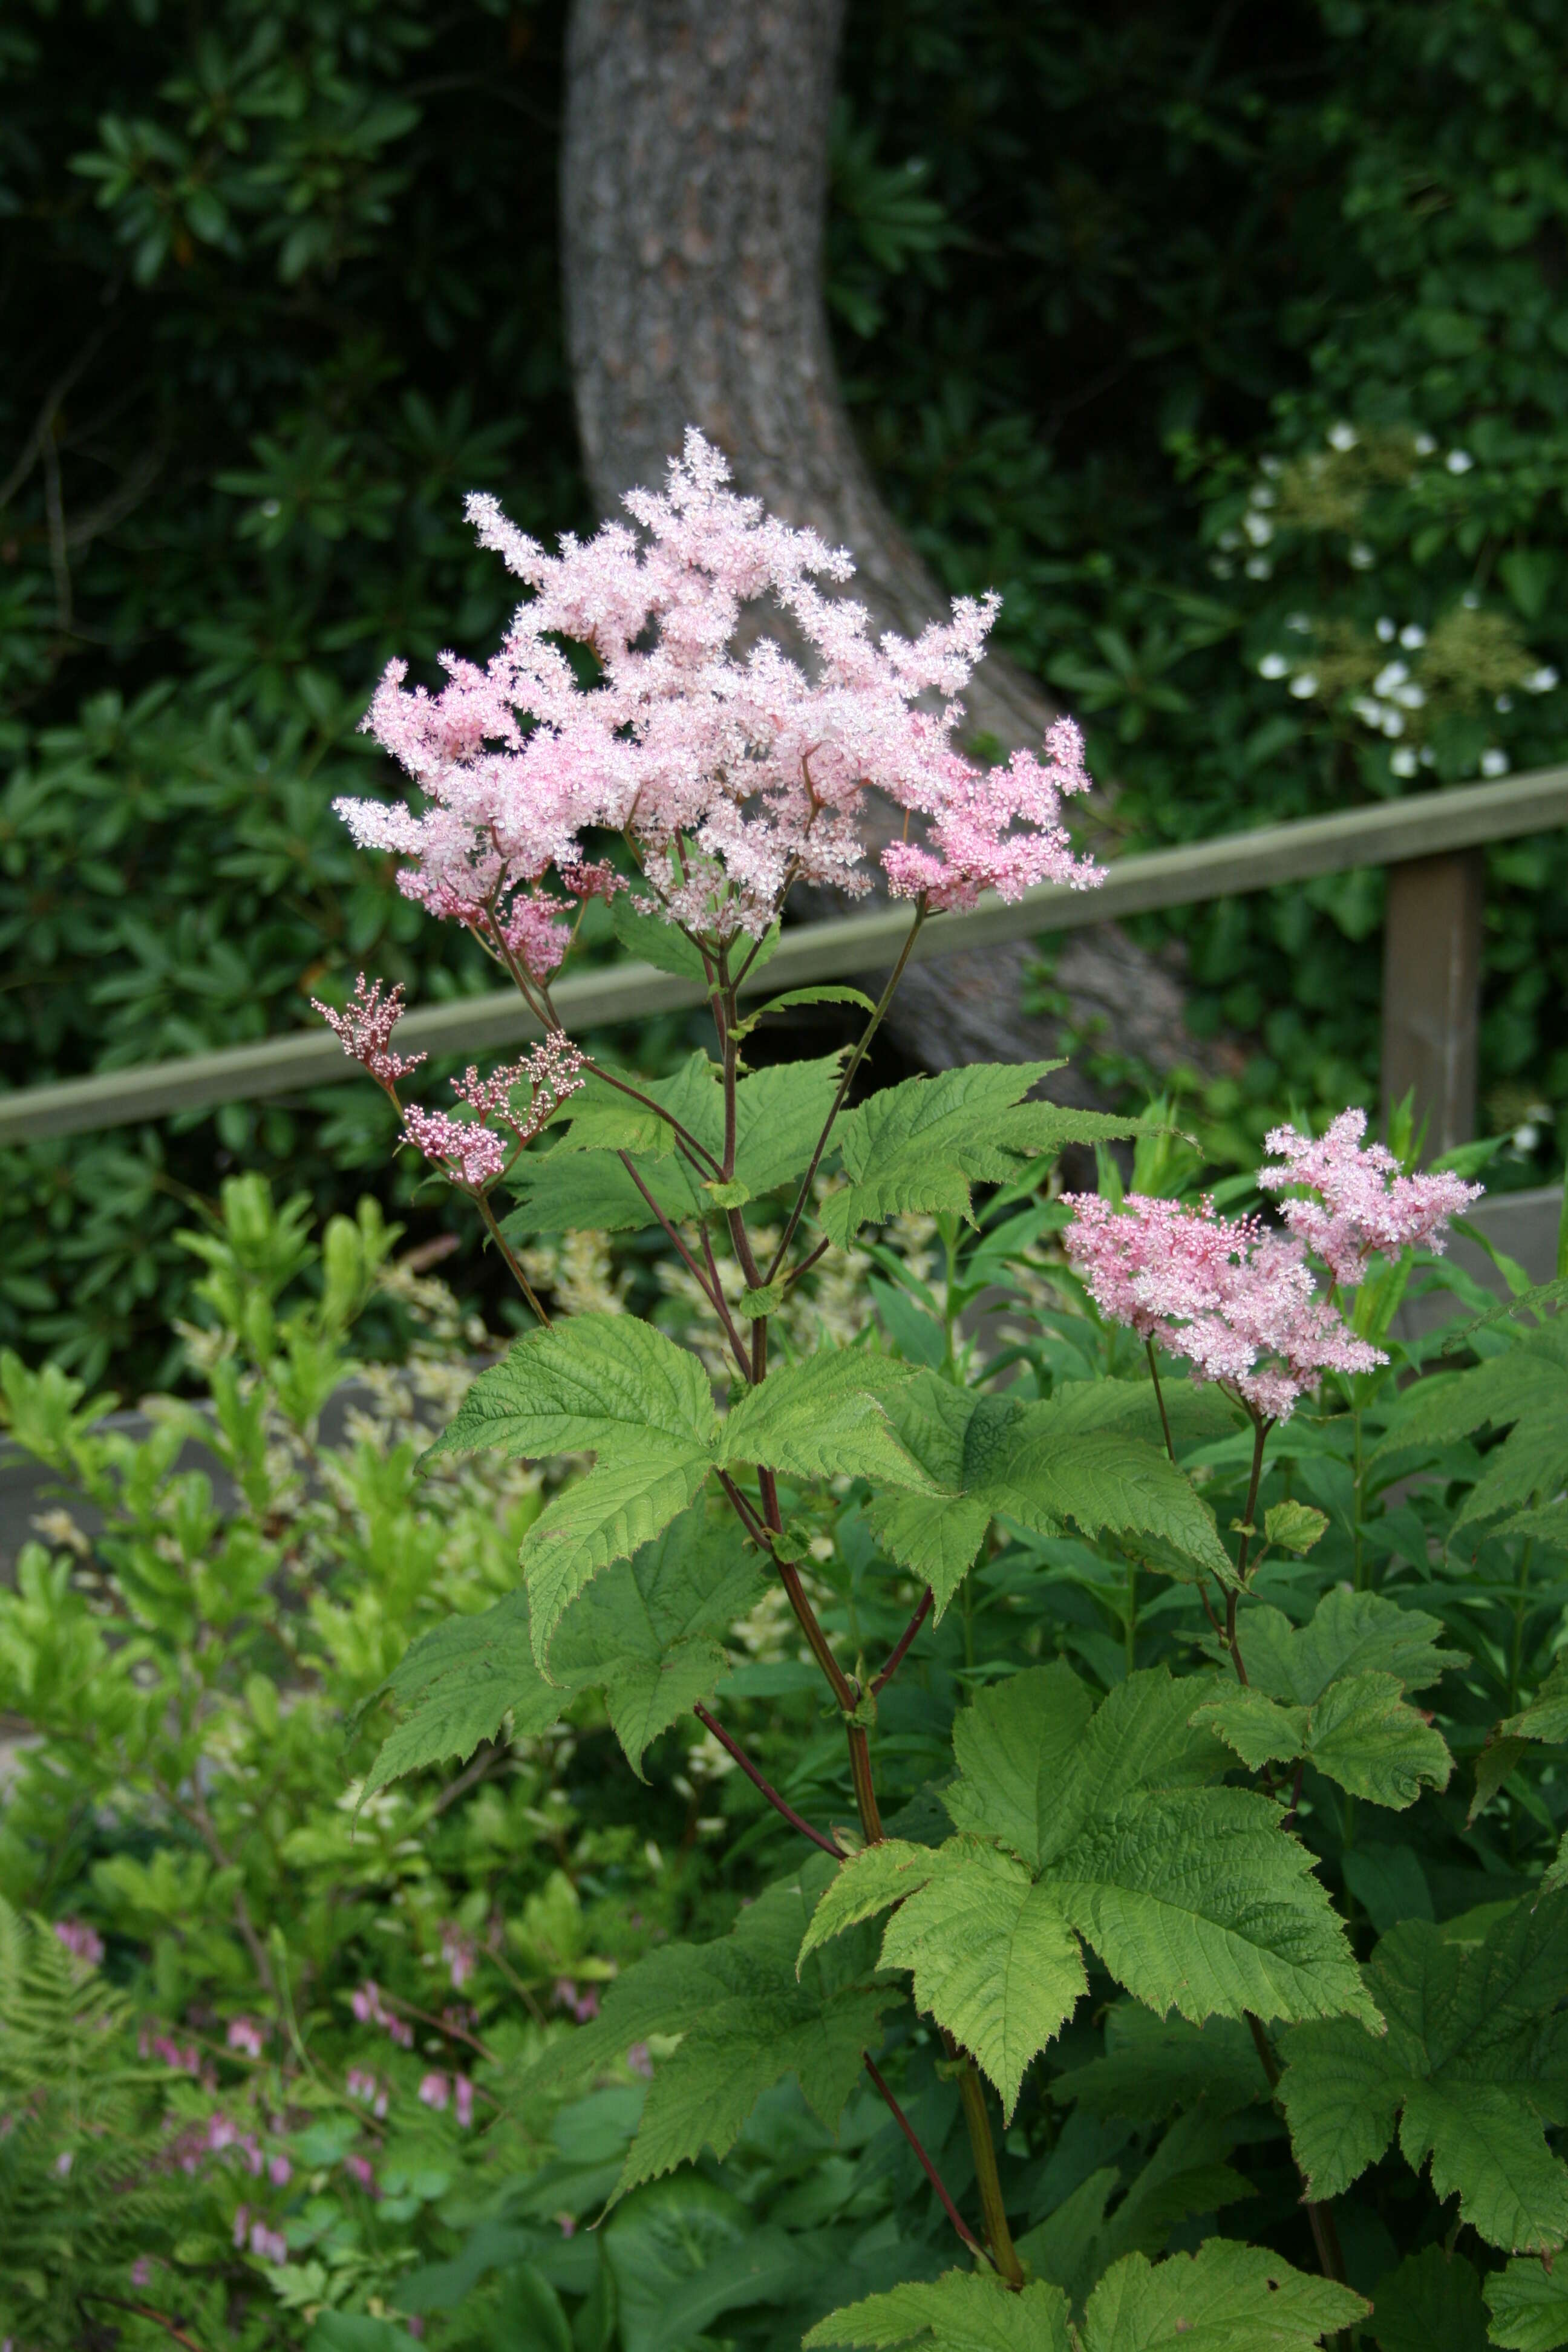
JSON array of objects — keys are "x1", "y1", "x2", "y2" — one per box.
[
  {"x1": 339, "y1": 428, "x2": 1103, "y2": 942},
  {"x1": 1063, "y1": 1191, "x2": 1384, "y2": 1421},
  {"x1": 310, "y1": 975, "x2": 427, "y2": 1086},
  {"x1": 53, "y1": 1918, "x2": 104, "y2": 1967},
  {"x1": 1258, "y1": 1108, "x2": 1482, "y2": 1282},
  {"x1": 400, "y1": 1033, "x2": 584, "y2": 1190}
]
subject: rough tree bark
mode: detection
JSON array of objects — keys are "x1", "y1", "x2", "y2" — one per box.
[{"x1": 560, "y1": 0, "x2": 1204, "y2": 1091}]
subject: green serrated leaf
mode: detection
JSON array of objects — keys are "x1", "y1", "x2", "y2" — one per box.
[
  {"x1": 805, "y1": 2269, "x2": 1072, "y2": 2352},
  {"x1": 517, "y1": 1864, "x2": 893, "y2": 2204},
  {"x1": 610, "y1": 895, "x2": 713, "y2": 980},
  {"x1": 362, "y1": 1592, "x2": 569, "y2": 1797},
  {"x1": 506, "y1": 1147, "x2": 704, "y2": 1234},
  {"x1": 523, "y1": 1444, "x2": 714, "y2": 1662},
  {"x1": 1376, "y1": 1344, "x2": 1568, "y2": 1459},
  {"x1": 1079, "y1": 2243, "x2": 1367, "y2": 2352},
  {"x1": 718, "y1": 1349, "x2": 929, "y2": 1488},
  {"x1": 733, "y1": 1054, "x2": 846, "y2": 1197},
  {"x1": 1265, "y1": 1500, "x2": 1329, "y2": 1554},
  {"x1": 427, "y1": 1315, "x2": 716, "y2": 1466},
  {"x1": 733, "y1": 984, "x2": 877, "y2": 1040},
  {"x1": 737, "y1": 1281, "x2": 786, "y2": 1319},
  {"x1": 1018, "y1": 2109, "x2": 1256, "y2": 2308},
  {"x1": 1279, "y1": 1895, "x2": 1568, "y2": 2251},
  {"x1": 1485, "y1": 2255, "x2": 1568, "y2": 2351},
  {"x1": 821, "y1": 1062, "x2": 1150, "y2": 1243},
  {"x1": 550, "y1": 1071, "x2": 676, "y2": 1159},
  {"x1": 1193, "y1": 1672, "x2": 1452, "y2": 1809},
  {"x1": 949, "y1": 1668, "x2": 1377, "y2": 2040},
  {"x1": 1054, "y1": 2001, "x2": 1264, "y2": 2123},
  {"x1": 1216, "y1": 1589, "x2": 1458, "y2": 1705},
  {"x1": 1503, "y1": 1656, "x2": 1568, "y2": 1745},
  {"x1": 1371, "y1": 2246, "x2": 1489, "y2": 2352},
  {"x1": 702, "y1": 1178, "x2": 751, "y2": 1208}
]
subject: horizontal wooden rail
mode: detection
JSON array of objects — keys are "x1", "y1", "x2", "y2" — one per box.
[{"x1": 5, "y1": 763, "x2": 1567, "y2": 1147}]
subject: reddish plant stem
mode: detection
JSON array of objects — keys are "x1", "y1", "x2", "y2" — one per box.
[
  {"x1": 615, "y1": 1152, "x2": 751, "y2": 1379},
  {"x1": 78, "y1": 2298, "x2": 209, "y2": 2352},
  {"x1": 863, "y1": 2053, "x2": 991, "y2": 2267},
  {"x1": 1224, "y1": 1413, "x2": 1272, "y2": 1686},
  {"x1": 1145, "y1": 1336, "x2": 1176, "y2": 1462},
  {"x1": 873, "y1": 1587, "x2": 933, "y2": 1695},
  {"x1": 692, "y1": 1702, "x2": 840, "y2": 1856}
]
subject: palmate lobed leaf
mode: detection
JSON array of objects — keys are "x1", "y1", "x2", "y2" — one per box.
[
  {"x1": 365, "y1": 1505, "x2": 763, "y2": 1788},
  {"x1": 805, "y1": 2269, "x2": 1072, "y2": 2352},
  {"x1": 818, "y1": 1061, "x2": 1150, "y2": 1246},
  {"x1": 521, "y1": 1445, "x2": 714, "y2": 1662},
  {"x1": 425, "y1": 1313, "x2": 717, "y2": 1465},
  {"x1": 1278, "y1": 1895, "x2": 1568, "y2": 2251},
  {"x1": 1485, "y1": 2255, "x2": 1568, "y2": 2352},
  {"x1": 1374, "y1": 1339, "x2": 1568, "y2": 1460},
  {"x1": 1215, "y1": 1589, "x2": 1459, "y2": 1707},
  {"x1": 1192, "y1": 1672, "x2": 1452, "y2": 1810},
  {"x1": 719, "y1": 1348, "x2": 932, "y2": 1488},
  {"x1": 802, "y1": 1668, "x2": 1373, "y2": 2114}
]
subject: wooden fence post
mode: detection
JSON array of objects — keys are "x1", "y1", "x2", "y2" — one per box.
[{"x1": 1381, "y1": 850, "x2": 1485, "y2": 1158}]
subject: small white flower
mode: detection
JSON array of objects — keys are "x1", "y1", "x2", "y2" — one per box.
[
  {"x1": 1260, "y1": 455, "x2": 1284, "y2": 477},
  {"x1": 1446, "y1": 449, "x2": 1474, "y2": 474},
  {"x1": 1289, "y1": 672, "x2": 1318, "y2": 699},
  {"x1": 1495, "y1": 693, "x2": 1514, "y2": 713},
  {"x1": 1393, "y1": 682, "x2": 1426, "y2": 710},
  {"x1": 1414, "y1": 433, "x2": 1437, "y2": 456},
  {"x1": 1399, "y1": 624, "x2": 1426, "y2": 649},
  {"x1": 1481, "y1": 748, "x2": 1509, "y2": 777},
  {"x1": 1373, "y1": 661, "x2": 1410, "y2": 694},
  {"x1": 1249, "y1": 483, "x2": 1278, "y2": 508},
  {"x1": 1328, "y1": 421, "x2": 1358, "y2": 452},
  {"x1": 1243, "y1": 511, "x2": 1275, "y2": 547},
  {"x1": 1258, "y1": 653, "x2": 1289, "y2": 680},
  {"x1": 1217, "y1": 528, "x2": 1241, "y2": 552},
  {"x1": 1376, "y1": 617, "x2": 1397, "y2": 642},
  {"x1": 1526, "y1": 665, "x2": 1558, "y2": 693},
  {"x1": 1381, "y1": 710, "x2": 1406, "y2": 738},
  {"x1": 1244, "y1": 556, "x2": 1273, "y2": 580},
  {"x1": 1285, "y1": 612, "x2": 1312, "y2": 633},
  {"x1": 1348, "y1": 542, "x2": 1376, "y2": 569},
  {"x1": 1514, "y1": 1124, "x2": 1540, "y2": 1154},
  {"x1": 1420, "y1": 745, "x2": 1436, "y2": 765},
  {"x1": 1390, "y1": 746, "x2": 1419, "y2": 777},
  {"x1": 1209, "y1": 556, "x2": 1234, "y2": 578},
  {"x1": 1351, "y1": 696, "x2": 1384, "y2": 728}
]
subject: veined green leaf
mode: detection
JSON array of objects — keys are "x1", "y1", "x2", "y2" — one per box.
[
  {"x1": 717, "y1": 1348, "x2": 929, "y2": 1487},
  {"x1": 1374, "y1": 1343, "x2": 1568, "y2": 1460},
  {"x1": 990, "y1": 1422, "x2": 1233, "y2": 1581},
  {"x1": 805, "y1": 2269, "x2": 1072, "y2": 2352},
  {"x1": 1455, "y1": 1415, "x2": 1568, "y2": 1531},
  {"x1": 505, "y1": 1147, "x2": 704, "y2": 1233},
  {"x1": 1503, "y1": 1655, "x2": 1568, "y2": 1745},
  {"x1": 516, "y1": 1864, "x2": 894, "y2": 2203},
  {"x1": 426, "y1": 1314, "x2": 716, "y2": 1465},
  {"x1": 550, "y1": 1070, "x2": 678, "y2": 1159},
  {"x1": 1279, "y1": 1895, "x2": 1568, "y2": 2250},
  {"x1": 362, "y1": 1591, "x2": 566, "y2": 1797},
  {"x1": 733, "y1": 984, "x2": 877, "y2": 1039},
  {"x1": 1218, "y1": 1589, "x2": 1457, "y2": 1706},
  {"x1": 1053, "y1": 2001, "x2": 1264, "y2": 2123},
  {"x1": 941, "y1": 1662, "x2": 1098, "y2": 1867},
  {"x1": 1078, "y1": 2243, "x2": 1366, "y2": 2352},
  {"x1": 523, "y1": 1444, "x2": 713, "y2": 1661},
  {"x1": 1371, "y1": 2247, "x2": 1489, "y2": 2352},
  {"x1": 1192, "y1": 1672, "x2": 1452, "y2": 1809},
  {"x1": 820, "y1": 1062, "x2": 1149, "y2": 1244},
  {"x1": 609, "y1": 895, "x2": 713, "y2": 980},
  {"x1": 1485, "y1": 2255, "x2": 1568, "y2": 2351},
  {"x1": 732, "y1": 1054, "x2": 846, "y2": 1196},
  {"x1": 1018, "y1": 2109, "x2": 1256, "y2": 2308}
]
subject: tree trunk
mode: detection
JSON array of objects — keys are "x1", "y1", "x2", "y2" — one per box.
[{"x1": 560, "y1": 0, "x2": 1205, "y2": 1091}]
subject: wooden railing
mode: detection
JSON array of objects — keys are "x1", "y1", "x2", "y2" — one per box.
[{"x1": 4, "y1": 764, "x2": 1566, "y2": 1152}]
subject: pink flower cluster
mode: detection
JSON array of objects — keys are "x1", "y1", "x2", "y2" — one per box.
[
  {"x1": 339, "y1": 428, "x2": 1103, "y2": 946},
  {"x1": 1259, "y1": 1108, "x2": 1481, "y2": 1283},
  {"x1": 441, "y1": 1922, "x2": 478, "y2": 1990},
  {"x1": 400, "y1": 1033, "x2": 585, "y2": 1192},
  {"x1": 554, "y1": 1976, "x2": 600, "y2": 2022},
  {"x1": 346, "y1": 2065, "x2": 390, "y2": 2117},
  {"x1": 1062, "y1": 1192, "x2": 1384, "y2": 1422},
  {"x1": 350, "y1": 1979, "x2": 414, "y2": 2049},
  {"x1": 226, "y1": 2014, "x2": 266, "y2": 2059},
  {"x1": 418, "y1": 2069, "x2": 475, "y2": 2126},
  {"x1": 310, "y1": 975, "x2": 427, "y2": 1087},
  {"x1": 234, "y1": 2206, "x2": 288, "y2": 2264},
  {"x1": 53, "y1": 1918, "x2": 104, "y2": 1967}
]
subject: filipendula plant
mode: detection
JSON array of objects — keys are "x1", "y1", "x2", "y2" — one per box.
[{"x1": 321, "y1": 434, "x2": 1494, "y2": 2348}]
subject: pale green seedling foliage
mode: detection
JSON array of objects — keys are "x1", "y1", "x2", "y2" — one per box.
[
  {"x1": 803, "y1": 2267, "x2": 1073, "y2": 2352},
  {"x1": 818, "y1": 1061, "x2": 1149, "y2": 1244},
  {"x1": 1278, "y1": 1895, "x2": 1568, "y2": 2251}
]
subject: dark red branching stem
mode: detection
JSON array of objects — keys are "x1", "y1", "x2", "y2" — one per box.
[
  {"x1": 1280, "y1": 1758, "x2": 1306, "y2": 1837},
  {"x1": 693, "y1": 1702, "x2": 840, "y2": 1855},
  {"x1": 864, "y1": 2053, "x2": 992, "y2": 2267},
  {"x1": 874, "y1": 1587, "x2": 933, "y2": 1695},
  {"x1": 79, "y1": 2298, "x2": 208, "y2": 2352}
]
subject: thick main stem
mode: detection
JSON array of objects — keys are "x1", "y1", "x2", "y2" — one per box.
[
  {"x1": 955, "y1": 2054, "x2": 1025, "y2": 2287},
  {"x1": 693, "y1": 1702, "x2": 839, "y2": 1855}
]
